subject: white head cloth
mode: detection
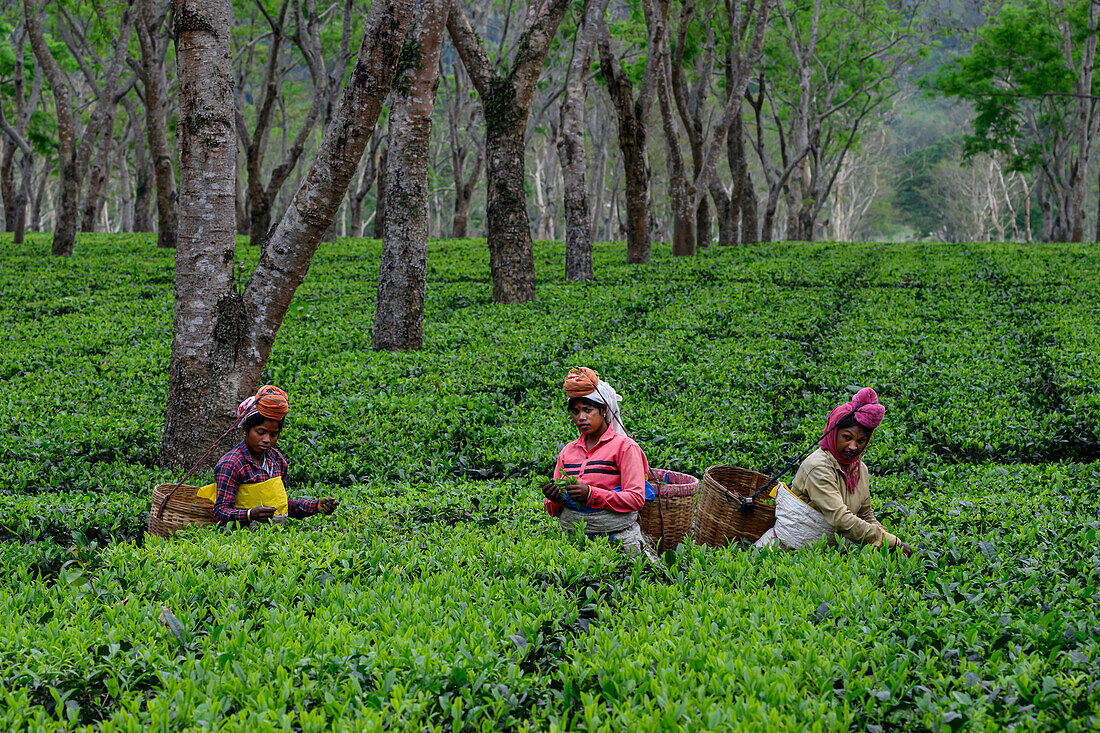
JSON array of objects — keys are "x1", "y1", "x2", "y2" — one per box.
[{"x1": 581, "y1": 380, "x2": 628, "y2": 436}]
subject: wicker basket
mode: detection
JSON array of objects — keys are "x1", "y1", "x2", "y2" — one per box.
[
  {"x1": 693, "y1": 465, "x2": 776, "y2": 547},
  {"x1": 147, "y1": 483, "x2": 217, "y2": 538},
  {"x1": 639, "y1": 469, "x2": 699, "y2": 550}
]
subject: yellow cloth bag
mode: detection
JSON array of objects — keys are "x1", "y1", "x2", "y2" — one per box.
[{"x1": 196, "y1": 476, "x2": 289, "y2": 516}]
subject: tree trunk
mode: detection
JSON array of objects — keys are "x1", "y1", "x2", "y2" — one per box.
[
  {"x1": 588, "y1": 127, "x2": 607, "y2": 240},
  {"x1": 373, "y1": 0, "x2": 449, "y2": 350},
  {"x1": 451, "y1": 168, "x2": 475, "y2": 237},
  {"x1": 447, "y1": 62, "x2": 482, "y2": 239},
  {"x1": 133, "y1": 128, "x2": 155, "y2": 232},
  {"x1": 160, "y1": 0, "x2": 414, "y2": 469},
  {"x1": 241, "y1": 0, "x2": 328, "y2": 249},
  {"x1": 31, "y1": 158, "x2": 48, "y2": 232},
  {"x1": 484, "y1": 118, "x2": 537, "y2": 301},
  {"x1": 249, "y1": 201, "x2": 274, "y2": 248},
  {"x1": 730, "y1": 111, "x2": 757, "y2": 244},
  {"x1": 447, "y1": 0, "x2": 571, "y2": 302},
  {"x1": 81, "y1": 105, "x2": 118, "y2": 233},
  {"x1": 696, "y1": 197, "x2": 712, "y2": 248},
  {"x1": 558, "y1": 0, "x2": 609, "y2": 281},
  {"x1": 235, "y1": 175, "x2": 250, "y2": 235},
  {"x1": 25, "y1": 1, "x2": 78, "y2": 255},
  {"x1": 0, "y1": 25, "x2": 39, "y2": 239},
  {"x1": 26, "y1": 0, "x2": 131, "y2": 255},
  {"x1": 710, "y1": 179, "x2": 733, "y2": 247},
  {"x1": 1, "y1": 143, "x2": 14, "y2": 233},
  {"x1": 596, "y1": 15, "x2": 652, "y2": 263},
  {"x1": 620, "y1": 129, "x2": 651, "y2": 261},
  {"x1": 117, "y1": 130, "x2": 134, "y2": 232},
  {"x1": 137, "y1": 0, "x2": 178, "y2": 248},
  {"x1": 162, "y1": 0, "x2": 242, "y2": 469}
]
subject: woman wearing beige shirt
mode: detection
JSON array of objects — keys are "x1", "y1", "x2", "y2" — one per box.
[{"x1": 757, "y1": 388, "x2": 914, "y2": 554}]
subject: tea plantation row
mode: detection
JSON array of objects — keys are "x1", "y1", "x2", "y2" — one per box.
[{"x1": 0, "y1": 233, "x2": 1097, "y2": 731}]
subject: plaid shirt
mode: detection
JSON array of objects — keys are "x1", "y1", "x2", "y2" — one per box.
[{"x1": 212, "y1": 441, "x2": 319, "y2": 523}]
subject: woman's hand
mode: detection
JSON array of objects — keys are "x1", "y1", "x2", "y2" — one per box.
[
  {"x1": 248, "y1": 505, "x2": 276, "y2": 523},
  {"x1": 564, "y1": 484, "x2": 591, "y2": 505},
  {"x1": 542, "y1": 483, "x2": 564, "y2": 503},
  {"x1": 319, "y1": 497, "x2": 339, "y2": 514},
  {"x1": 891, "y1": 539, "x2": 915, "y2": 557}
]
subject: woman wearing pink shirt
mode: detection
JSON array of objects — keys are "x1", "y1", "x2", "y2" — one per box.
[{"x1": 542, "y1": 367, "x2": 656, "y2": 557}]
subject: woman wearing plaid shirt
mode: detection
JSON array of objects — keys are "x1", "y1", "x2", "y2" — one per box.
[{"x1": 200, "y1": 386, "x2": 338, "y2": 525}]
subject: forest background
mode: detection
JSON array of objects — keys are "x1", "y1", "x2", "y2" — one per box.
[{"x1": 3, "y1": 0, "x2": 1100, "y2": 255}]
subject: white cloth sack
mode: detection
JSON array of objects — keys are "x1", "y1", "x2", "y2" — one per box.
[{"x1": 754, "y1": 482, "x2": 837, "y2": 550}]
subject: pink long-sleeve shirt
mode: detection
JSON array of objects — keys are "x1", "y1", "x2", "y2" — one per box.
[{"x1": 544, "y1": 429, "x2": 651, "y2": 516}]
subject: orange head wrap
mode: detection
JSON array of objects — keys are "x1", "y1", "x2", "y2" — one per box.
[
  {"x1": 236, "y1": 384, "x2": 289, "y2": 426},
  {"x1": 563, "y1": 367, "x2": 601, "y2": 399},
  {"x1": 255, "y1": 385, "x2": 289, "y2": 420}
]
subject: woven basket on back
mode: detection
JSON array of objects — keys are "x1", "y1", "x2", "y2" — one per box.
[
  {"x1": 639, "y1": 469, "x2": 699, "y2": 550},
  {"x1": 693, "y1": 465, "x2": 776, "y2": 547},
  {"x1": 147, "y1": 483, "x2": 217, "y2": 538}
]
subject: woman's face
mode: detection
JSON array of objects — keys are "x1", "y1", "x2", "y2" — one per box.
[
  {"x1": 571, "y1": 403, "x2": 607, "y2": 436},
  {"x1": 245, "y1": 418, "x2": 282, "y2": 456},
  {"x1": 835, "y1": 423, "x2": 871, "y2": 460}
]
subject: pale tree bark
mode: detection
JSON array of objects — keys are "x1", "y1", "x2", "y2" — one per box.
[
  {"x1": 712, "y1": 0, "x2": 762, "y2": 246},
  {"x1": 534, "y1": 119, "x2": 559, "y2": 241},
  {"x1": 828, "y1": 127, "x2": 886, "y2": 241},
  {"x1": 80, "y1": 96, "x2": 121, "y2": 233},
  {"x1": 447, "y1": 60, "x2": 483, "y2": 238},
  {"x1": 933, "y1": 152, "x2": 1030, "y2": 243},
  {"x1": 124, "y1": 96, "x2": 156, "y2": 232},
  {"x1": 113, "y1": 121, "x2": 135, "y2": 232},
  {"x1": 25, "y1": 1, "x2": 132, "y2": 256},
  {"x1": 57, "y1": 8, "x2": 136, "y2": 235},
  {"x1": 447, "y1": 0, "x2": 571, "y2": 303},
  {"x1": 650, "y1": 0, "x2": 770, "y2": 255},
  {"x1": 748, "y1": 61, "x2": 811, "y2": 242},
  {"x1": 31, "y1": 156, "x2": 50, "y2": 232},
  {"x1": 557, "y1": 0, "x2": 611, "y2": 281},
  {"x1": 373, "y1": 0, "x2": 450, "y2": 351},
  {"x1": 729, "y1": 108, "x2": 758, "y2": 243},
  {"x1": 587, "y1": 105, "x2": 610, "y2": 239},
  {"x1": 373, "y1": 138, "x2": 388, "y2": 239},
  {"x1": 349, "y1": 131, "x2": 382, "y2": 237},
  {"x1": 136, "y1": 0, "x2": 179, "y2": 248},
  {"x1": 760, "y1": 0, "x2": 916, "y2": 242},
  {"x1": 596, "y1": 13, "x2": 656, "y2": 263},
  {"x1": 236, "y1": 0, "x2": 329, "y2": 247},
  {"x1": 0, "y1": 24, "x2": 42, "y2": 244},
  {"x1": 669, "y1": 0, "x2": 717, "y2": 248},
  {"x1": 160, "y1": 0, "x2": 414, "y2": 469}
]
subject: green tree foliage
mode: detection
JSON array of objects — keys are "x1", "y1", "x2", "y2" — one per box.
[
  {"x1": 932, "y1": 0, "x2": 1100, "y2": 241},
  {"x1": 933, "y1": 0, "x2": 1095, "y2": 169}
]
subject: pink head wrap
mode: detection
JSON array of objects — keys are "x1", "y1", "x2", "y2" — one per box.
[{"x1": 819, "y1": 388, "x2": 885, "y2": 493}]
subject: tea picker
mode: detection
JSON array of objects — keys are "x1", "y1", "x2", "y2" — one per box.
[
  {"x1": 148, "y1": 385, "x2": 338, "y2": 537},
  {"x1": 695, "y1": 388, "x2": 914, "y2": 554},
  {"x1": 540, "y1": 367, "x2": 663, "y2": 560}
]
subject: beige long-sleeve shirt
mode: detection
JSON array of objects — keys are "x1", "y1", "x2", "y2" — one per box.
[{"x1": 789, "y1": 448, "x2": 898, "y2": 548}]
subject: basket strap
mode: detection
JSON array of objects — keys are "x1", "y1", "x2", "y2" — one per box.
[
  {"x1": 751, "y1": 407, "x2": 859, "y2": 501},
  {"x1": 156, "y1": 420, "x2": 240, "y2": 520}
]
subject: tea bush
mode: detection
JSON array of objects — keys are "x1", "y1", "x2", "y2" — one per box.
[{"x1": 1, "y1": 234, "x2": 1097, "y2": 731}]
